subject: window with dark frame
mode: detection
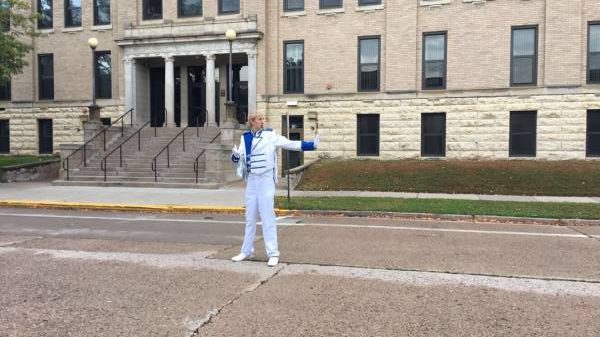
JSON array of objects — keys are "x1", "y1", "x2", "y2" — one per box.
[
  {"x1": 64, "y1": 0, "x2": 81, "y2": 27},
  {"x1": 358, "y1": 36, "x2": 380, "y2": 92},
  {"x1": 0, "y1": 80, "x2": 10, "y2": 101},
  {"x1": 94, "y1": 0, "x2": 110, "y2": 25},
  {"x1": 95, "y1": 51, "x2": 111, "y2": 99},
  {"x1": 509, "y1": 111, "x2": 537, "y2": 157},
  {"x1": 357, "y1": 114, "x2": 379, "y2": 156},
  {"x1": 0, "y1": 120, "x2": 9, "y2": 154},
  {"x1": 589, "y1": 23, "x2": 600, "y2": 84},
  {"x1": 587, "y1": 110, "x2": 600, "y2": 157},
  {"x1": 38, "y1": 119, "x2": 53, "y2": 154},
  {"x1": 359, "y1": 0, "x2": 381, "y2": 5},
  {"x1": 511, "y1": 26, "x2": 537, "y2": 86},
  {"x1": 320, "y1": 0, "x2": 343, "y2": 9},
  {"x1": 37, "y1": 0, "x2": 53, "y2": 29},
  {"x1": 218, "y1": 0, "x2": 239, "y2": 15},
  {"x1": 179, "y1": 0, "x2": 202, "y2": 17},
  {"x1": 284, "y1": 41, "x2": 304, "y2": 94},
  {"x1": 423, "y1": 32, "x2": 446, "y2": 89},
  {"x1": 143, "y1": 0, "x2": 162, "y2": 20},
  {"x1": 38, "y1": 54, "x2": 54, "y2": 100},
  {"x1": 421, "y1": 113, "x2": 446, "y2": 157},
  {"x1": 284, "y1": 0, "x2": 304, "y2": 11}
]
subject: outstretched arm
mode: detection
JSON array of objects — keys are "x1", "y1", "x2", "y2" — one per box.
[{"x1": 273, "y1": 133, "x2": 319, "y2": 151}]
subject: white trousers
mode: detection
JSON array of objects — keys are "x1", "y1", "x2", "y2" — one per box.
[{"x1": 241, "y1": 172, "x2": 279, "y2": 257}]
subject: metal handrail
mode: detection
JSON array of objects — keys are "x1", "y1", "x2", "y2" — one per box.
[
  {"x1": 62, "y1": 108, "x2": 134, "y2": 181},
  {"x1": 193, "y1": 131, "x2": 221, "y2": 184},
  {"x1": 151, "y1": 115, "x2": 202, "y2": 182},
  {"x1": 100, "y1": 119, "x2": 154, "y2": 181}
]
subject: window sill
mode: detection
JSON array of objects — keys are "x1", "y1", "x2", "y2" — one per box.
[
  {"x1": 282, "y1": 10, "x2": 306, "y2": 18},
  {"x1": 140, "y1": 19, "x2": 164, "y2": 25},
  {"x1": 62, "y1": 26, "x2": 83, "y2": 33},
  {"x1": 218, "y1": 12, "x2": 242, "y2": 18},
  {"x1": 316, "y1": 8, "x2": 345, "y2": 15},
  {"x1": 91, "y1": 24, "x2": 112, "y2": 31},
  {"x1": 419, "y1": 0, "x2": 452, "y2": 7},
  {"x1": 37, "y1": 28, "x2": 54, "y2": 34},
  {"x1": 356, "y1": 4, "x2": 384, "y2": 12}
]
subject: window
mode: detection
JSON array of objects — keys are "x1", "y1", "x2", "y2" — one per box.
[
  {"x1": 358, "y1": 36, "x2": 380, "y2": 91},
  {"x1": 509, "y1": 111, "x2": 537, "y2": 157},
  {"x1": 421, "y1": 113, "x2": 446, "y2": 157},
  {"x1": 38, "y1": 54, "x2": 54, "y2": 100},
  {"x1": 0, "y1": 80, "x2": 10, "y2": 101},
  {"x1": 320, "y1": 0, "x2": 342, "y2": 9},
  {"x1": 1, "y1": 1, "x2": 9, "y2": 32},
  {"x1": 38, "y1": 119, "x2": 53, "y2": 154},
  {"x1": 0, "y1": 120, "x2": 9, "y2": 154},
  {"x1": 589, "y1": 23, "x2": 600, "y2": 84},
  {"x1": 359, "y1": 0, "x2": 381, "y2": 5},
  {"x1": 587, "y1": 110, "x2": 600, "y2": 157},
  {"x1": 37, "y1": 0, "x2": 53, "y2": 29},
  {"x1": 284, "y1": 41, "x2": 304, "y2": 94},
  {"x1": 284, "y1": 0, "x2": 304, "y2": 11},
  {"x1": 357, "y1": 114, "x2": 379, "y2": 156},
  {"x1": 423, "y1": 32, "x2": 446, "y2": 89},
  {"x1": 219, "y1": 0, "x2": 239, "y2": 15},
  {"x1": 179, "y1": 0, "x2": 201, "y2": 17},
  {"x1": 143, "y1": 0, "x2": 162, "y2": 20},
  {"x1": 511, "y1": 26, "x2": 537, "y2": 86},
  {"x1": 95, "y1": 51, "x2": 111, "y2": 99},
  {"x1": 94, "y1": 0, "x2": 110, "y2": 25},
  {"x1": 64, "y1": 0, "x2": 81, "y2": 27}
]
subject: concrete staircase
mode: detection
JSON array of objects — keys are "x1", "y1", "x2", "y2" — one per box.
[{"x1": 55, "y1": 125, "x2": 225, "y2": 189}]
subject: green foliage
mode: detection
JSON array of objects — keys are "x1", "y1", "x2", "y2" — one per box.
[
  {"x1": 0, "y1": 155, "x2": 58, "y2": 168},
  {"x1": 0, "y1": 0, "x2": 39, "y2": 84}
]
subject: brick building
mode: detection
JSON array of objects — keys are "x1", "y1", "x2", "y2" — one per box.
[{"x1": 1, "y1": 0, "x2": 600, "y2": 163}]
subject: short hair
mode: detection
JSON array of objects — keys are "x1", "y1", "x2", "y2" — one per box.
[{"x1": 247, "y1": 112, "x2": 266, "y2": 126}]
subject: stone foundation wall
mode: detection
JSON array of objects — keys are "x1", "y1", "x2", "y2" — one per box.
[
  {"x1": 0, "y1": 105, "x2": 126, "y2": 155},
  {"x1": 261, "y1": 93, "x2": 600, "y2": 161}
]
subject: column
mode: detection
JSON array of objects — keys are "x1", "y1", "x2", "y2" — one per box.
[
  {"x1": 205, "y1": 53, "x2": 216, "y2": 127},
  {"x1": 247, "y1": 51, "x2": 257, "y2": 116},
  {"x1": 124, "y1": 58, "x2": 133, "y2": 112},
  {"x1": 180, "y1": 66, "x2": 189, "y2": 126},
  {"x1": 164, "y1": 55, "x2": 175, "y2": 126}
]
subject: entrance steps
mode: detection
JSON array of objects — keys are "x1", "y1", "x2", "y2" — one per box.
[{"x1": 55, "y1": 124, "x2": 227, "y2": 189}]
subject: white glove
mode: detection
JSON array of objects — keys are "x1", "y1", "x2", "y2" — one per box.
[
  {"x1": 314, "y1": 134, "x2": 320, "y2": 148},
  {"x1": 232, "y1": 145, "x2": 240, "y2": 158}
]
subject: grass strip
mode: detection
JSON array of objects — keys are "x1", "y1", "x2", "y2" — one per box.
[
  {"x1": 275, "y1": 197, "x2": 600, "y2": 220},
  {"x1": 0, "y1": 155, "x2": 58, "y2": 168}
]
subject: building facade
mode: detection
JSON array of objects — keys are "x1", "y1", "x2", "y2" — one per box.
[{"x1": 1, "y1": 0, "x2": 600, "y2": 162}]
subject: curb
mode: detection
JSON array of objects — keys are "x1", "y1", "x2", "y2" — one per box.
[{"x1": 1, "y1": 200, "x2": 599, "y2": 226}]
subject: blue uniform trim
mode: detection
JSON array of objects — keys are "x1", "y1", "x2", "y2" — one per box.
[
  {"x1": 243, "y1": 132, "x2": 254, "y2": 163},
  {"x1": 301, "y1": 141, "x2": 316, "y2": 151},
  {"x1": 231, "y1": 153, "x2": 239, "y2": 163}
]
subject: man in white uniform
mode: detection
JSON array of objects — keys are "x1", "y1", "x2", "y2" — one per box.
[{"x1": 231, "y1": 113, "x2": 319, "y2": 267}]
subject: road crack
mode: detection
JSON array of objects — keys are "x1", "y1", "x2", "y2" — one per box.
[{"x1": 189, "y1": 264, "x2": 287, "y2": 336}]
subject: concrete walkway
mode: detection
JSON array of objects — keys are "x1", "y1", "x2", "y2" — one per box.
[{"x1": 0, "y1": 182, "x2": 599, "y2": 208}]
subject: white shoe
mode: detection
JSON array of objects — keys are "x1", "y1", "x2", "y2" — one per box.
[
  {"x1": 231, "y1": 253, "x2": 252, "y2": 262},
  {"x1": 267, "y1": 257, "x2": 279, "y2": 267}
]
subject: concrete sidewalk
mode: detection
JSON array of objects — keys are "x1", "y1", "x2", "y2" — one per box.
[{"x1": 1, "y1": 182, "x2": 600, "y2": 209}]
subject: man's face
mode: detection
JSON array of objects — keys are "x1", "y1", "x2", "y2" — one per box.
[{"x1": 249, "y1": 116, "x2": 265, "y2": 130}]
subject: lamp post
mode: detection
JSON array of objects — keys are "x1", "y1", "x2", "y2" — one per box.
[
  {"x1": 225, "y1": 29, "x2": 236, "y2": 104},
  {"x1": 87, "y1": 37, "x2": 100, "y2": 120}
]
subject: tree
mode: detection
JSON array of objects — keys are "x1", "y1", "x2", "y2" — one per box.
[{"x1": 0, "y1": 0, "x2": 38, "y2": 84}]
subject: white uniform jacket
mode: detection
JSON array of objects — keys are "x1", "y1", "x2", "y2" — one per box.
[{"x1": 232, "y1": 128, "x2": 316, "y2": 181}]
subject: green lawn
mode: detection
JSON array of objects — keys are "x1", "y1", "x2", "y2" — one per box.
[
  {"x1": 0, "y1": 155, "x2": 58, "y2": 168},
  {"x1": 297, "y1": 159, "x2": 600, "y2": 196},
  {"x1": 276, "y1": 197, "x2": 600, "y2": 220}
]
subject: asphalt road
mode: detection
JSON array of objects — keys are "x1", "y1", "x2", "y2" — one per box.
[{"x1": 1, "y1": 207, "x2": 599, "y2": 336}]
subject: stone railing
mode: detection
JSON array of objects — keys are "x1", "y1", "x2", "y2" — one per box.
[{"x1": 122, "y1": 18, "x2": 258, "y2": 40}]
